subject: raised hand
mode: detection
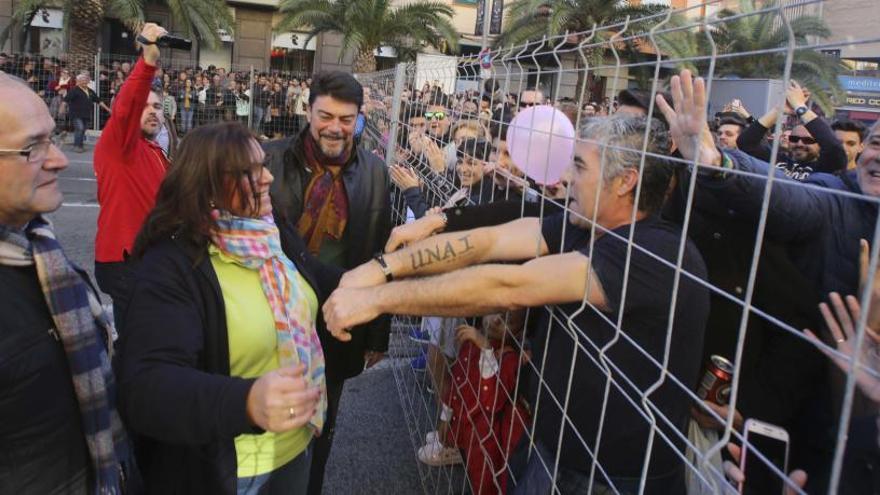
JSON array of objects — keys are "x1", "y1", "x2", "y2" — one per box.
[
  {"x1": 805, "y1": 292, "x2": 880, "y2": 403},
  {"x1": 390, "y1": 164, "x2": 421, "y2": 190},
  {"x1": 245, "y1": 364, "x2": 321, "y2": 433},
  {"x1": 655, "y1": 69, "x2": 722, "y2": 168},
  {"x1": 384, "y1": 212, "x2": 447, "y2": 253}
]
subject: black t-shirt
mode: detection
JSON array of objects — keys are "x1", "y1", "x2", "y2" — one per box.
[
  {"x1": 65, "y1": 86, "x2": 101, "y2": 120},
  {"x1": 0, "y1": 265, "x2": 91, "y2": 493},
  {"x1": 531, "y1": 212, "x2": 709, "y2": 491}
]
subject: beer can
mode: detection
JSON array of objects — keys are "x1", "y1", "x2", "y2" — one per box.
[{"x1": 696, "y1": 355, "x2": 734, "y2": 406}]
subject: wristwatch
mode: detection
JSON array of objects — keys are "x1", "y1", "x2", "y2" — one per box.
[
  {"x1": 373, "y1": 253, "x2": 394, "y2": 282},
  {"x1": 795, "y1": 105, "x2": 809, "y2": 118}
]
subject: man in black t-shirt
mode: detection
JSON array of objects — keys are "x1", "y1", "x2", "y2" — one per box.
[
  {"x1": 324, "y1": 115, "x2": 710, "y2": 494},
  {"x1": 64, "y1": 73, "x2": 111, "y2": 152}
]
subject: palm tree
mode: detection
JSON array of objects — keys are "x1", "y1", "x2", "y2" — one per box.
[
  {"x1": 657, "y1": 0, "x2": 846, "y2": 114},
  {"x1": 2, "y1": 0, "x2": 233, "y2": 69},
  {"x1": 494, "y1": 0, "x2": 668, "y2": 101},
  {"x1": 275, "y1": 0, "x2": 459, "y2": 74}
]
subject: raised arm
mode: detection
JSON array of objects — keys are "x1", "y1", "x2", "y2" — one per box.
[
  {"x1": 100, "y1": 23, "x2": 165, "y2": 153},
  {"x1": 657, "y1": 70, "x2": 825, "y2": 243}
]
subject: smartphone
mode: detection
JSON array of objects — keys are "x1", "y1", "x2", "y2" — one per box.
[{"x1": 740, "y1": 419, "x2": 790, "y2": 495}]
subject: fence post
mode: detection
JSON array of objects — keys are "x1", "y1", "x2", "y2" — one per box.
[
  {"x1": 248, "y1": 65, "x2": 255, "y2": 130},
  {"x1": 93, "y1": 50, "x2": 101, "y2": 132},
  {"x1": 383, "y1": 63, "x2": 407, "y2": 169}
]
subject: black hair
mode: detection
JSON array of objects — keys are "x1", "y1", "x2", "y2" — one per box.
[
  {"x1": 308, "y1": 71, "x2": 364, "y2": 109},
  {"x1": 458, "y1": 137, "x2": 493, "y2": 162},
  {"x1": 489, "y1": 105, "x2": 514, "y2": 141},
  {"x1": 831, "y1": 118, "x2": 868, "y2": 142},
  {"x1": 401, "y1": 102, "x2": 428, "y2": 122}
]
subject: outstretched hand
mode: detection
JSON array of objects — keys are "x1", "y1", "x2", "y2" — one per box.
[
  {"x1": 655, "y1": 69, "x2": 722, "y2": 168},
  {"x1": 805, "y1": 292, "x2": 880, "y2": 403},
  {"x1": 322, "y1": 288, "x2": 382, "y2": 342}
]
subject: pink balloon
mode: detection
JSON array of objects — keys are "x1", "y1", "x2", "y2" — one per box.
[{"x1": 506, "y1": 105, "x2": 575, "y2": 185}]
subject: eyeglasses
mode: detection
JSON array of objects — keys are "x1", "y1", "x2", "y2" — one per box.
[
  {"x1": 0, "y1": 136, "x2": 60, "y2": 163},
  {"x1": 788, "y1": 135, "x2": 817, "y2": 145},
  {"x1": 519, "y1": 102, "x2": 538, "y2": 108},
  {"x1": 424, "y1": 111, "x2": 446, "y2": 120}
]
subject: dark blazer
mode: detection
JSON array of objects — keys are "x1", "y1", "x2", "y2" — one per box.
[
  {"x1": 116, "y1": 220, "x2": 342, "y2": 494},
  {"x1": 264, "y1": 128, "x2": 392, "y2": 381}
]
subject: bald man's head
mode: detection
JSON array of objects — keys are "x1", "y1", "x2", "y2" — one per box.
[{"x1": 0, "y1": 72, "x2": 68, "y2": 227}]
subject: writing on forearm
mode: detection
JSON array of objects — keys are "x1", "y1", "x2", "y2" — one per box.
[{"x1": 410, "y1": 235, "x2": 475, "y2": 270}]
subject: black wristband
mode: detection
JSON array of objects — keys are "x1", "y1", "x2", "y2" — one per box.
[
  {"x1": 373, "y1": 253, "x2": 393, "y2": 282},
  {"x1": 136, "y1": 35, "x2": 156, "y2": 46}
]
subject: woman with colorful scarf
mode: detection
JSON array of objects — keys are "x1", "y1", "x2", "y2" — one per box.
[{"x1": 116, "y1": 122, "x2": 342, "y2": 494}]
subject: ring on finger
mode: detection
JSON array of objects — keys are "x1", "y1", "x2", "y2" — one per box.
[
  {"x1": 836, "y1": 337, "x2": 846, "y2": 344},
  {"x1": 288, "y1": 407, "x2": 296, "y2": 419}
]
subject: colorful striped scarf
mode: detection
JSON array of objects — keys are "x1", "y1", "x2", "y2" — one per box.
[
  {"x1": 210, "y1": 211, "x2": 327, "y2": 433},
  {"x1": 0, "y1": 216, "x2": 132, "y2": 494}
]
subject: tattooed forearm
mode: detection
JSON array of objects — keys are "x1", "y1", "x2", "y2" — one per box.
[{"x1": 410, "y1": 235, "x2": 476, "y2": 270}]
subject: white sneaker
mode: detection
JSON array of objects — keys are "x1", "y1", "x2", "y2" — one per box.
[{"x1": 417, "y1": 438, "x2": 463, "y2": 467}]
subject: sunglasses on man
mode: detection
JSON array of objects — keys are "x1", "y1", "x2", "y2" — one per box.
[
  {"x1": 788, "y1": 135, "x2": 817, "y2": 145},
  {"x1": 424, "y1": 111, "x2": 446, "y2": 120}
]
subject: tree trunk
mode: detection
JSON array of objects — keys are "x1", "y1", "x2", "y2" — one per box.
[
  {"x1": 67, "y1": 0, "x2": 105, "y2": 73},
  {"x1": 352, "y1": 48, "x2": 377, "y2": 73}
]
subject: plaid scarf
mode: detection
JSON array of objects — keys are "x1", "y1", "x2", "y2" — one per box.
[
  {"x1": 0, "y1": 217, "x2": 132, "y2": 494},
  {"x1": 297, "y1": 133, "x2": 350, "y2": 255},
  {"x1": 210, "y1": 211, "x2": 327, "y2": 433}
]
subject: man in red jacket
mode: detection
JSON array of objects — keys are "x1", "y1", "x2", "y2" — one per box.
[{"x1": 93, "y1": 22, "x2": 170, "y2": 329}]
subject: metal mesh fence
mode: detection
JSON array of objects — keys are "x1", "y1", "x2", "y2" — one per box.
[
  {"x1": 0, "y1": 51, "x2": 312, "y2": 140},
  {"x1": 357, "y1": 1, "x2": 880, "y2": 494}
]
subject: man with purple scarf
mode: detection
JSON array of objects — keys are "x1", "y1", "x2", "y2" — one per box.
[
  {"x1": 0, "y1": 73, "x2": 135, "y2": 492},
  {"x1": 263, "y1": 70, "x2": 392, "y2": 495}
]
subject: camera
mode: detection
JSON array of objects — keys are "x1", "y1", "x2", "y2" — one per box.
[{"x1": 136, "y1": 34, "x2": 192, "y2": 51}]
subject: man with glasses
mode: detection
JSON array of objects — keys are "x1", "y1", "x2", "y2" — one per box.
[
  {"x1": 93, "y1": 23, "x2": 170, "y2": 330},
  {"x1": 737, "y1": 80, "x2": 846, "y2": 180},
  {"x1": 518, "y1": 87, "x2": 545, "y2": 112},
  {"x1": 0, "y1": 73, "x2": 135, "y2": 493}
]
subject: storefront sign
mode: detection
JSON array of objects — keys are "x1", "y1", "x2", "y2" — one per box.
[
  {"x1": 839, "y1": 76, "x2": 880, "y2": 94},
  {"x1": 271, "y1": 32, "x2": 316, "y2": 51},
  {"x1": 30, "y1": 8, "x2": 64, "y2": 29},
  {"x1": 844, "y1": 93, "x2": 880, "y2": 110}
]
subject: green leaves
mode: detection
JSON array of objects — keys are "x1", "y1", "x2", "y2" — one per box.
[{"x1": 276, "y1": 0, "x2": 458, "y2": 70}]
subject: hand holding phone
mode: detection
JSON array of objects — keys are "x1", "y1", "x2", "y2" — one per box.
[{"x1": 739, "y1": 419, "x2": 791, "y2": 495}]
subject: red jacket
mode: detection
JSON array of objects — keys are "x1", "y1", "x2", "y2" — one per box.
[
  {"x1": 445, "y1": 341, "x2": 529, "y2": 495},
  {"x1": 94, "y1": 58, "x2": 168, "y2": 262}
]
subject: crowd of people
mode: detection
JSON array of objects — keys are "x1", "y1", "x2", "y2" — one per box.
[{"x1": 2, "y1": 21, "x2": 880, "y2": 495}]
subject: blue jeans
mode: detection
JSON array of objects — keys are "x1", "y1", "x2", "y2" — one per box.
[
  {"x1": 73, "y1": 117, "x2": 87, "y2": 148},
  {"x1": 252, "y1": 106, "x2": 265, "y2": 133},
  {"x1": 180, "y1": 108, "x2": 194, "y2": 133},
  {"x1": 237, "y1": 443, "x2": 312, "y2": 495}
]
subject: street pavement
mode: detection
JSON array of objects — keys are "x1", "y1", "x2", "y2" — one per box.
[{"x1": 52, "y1": 144, "x2": 432, "y2": 494}]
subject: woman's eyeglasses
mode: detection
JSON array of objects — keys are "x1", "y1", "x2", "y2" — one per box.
[{"x1": 424, "y1": 111, "x2": 446, "y2": 120}]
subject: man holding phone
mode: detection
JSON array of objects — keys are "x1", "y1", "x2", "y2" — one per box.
[{"x1": 93, "y1": 23, "x2": 170, "y2": 330}]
